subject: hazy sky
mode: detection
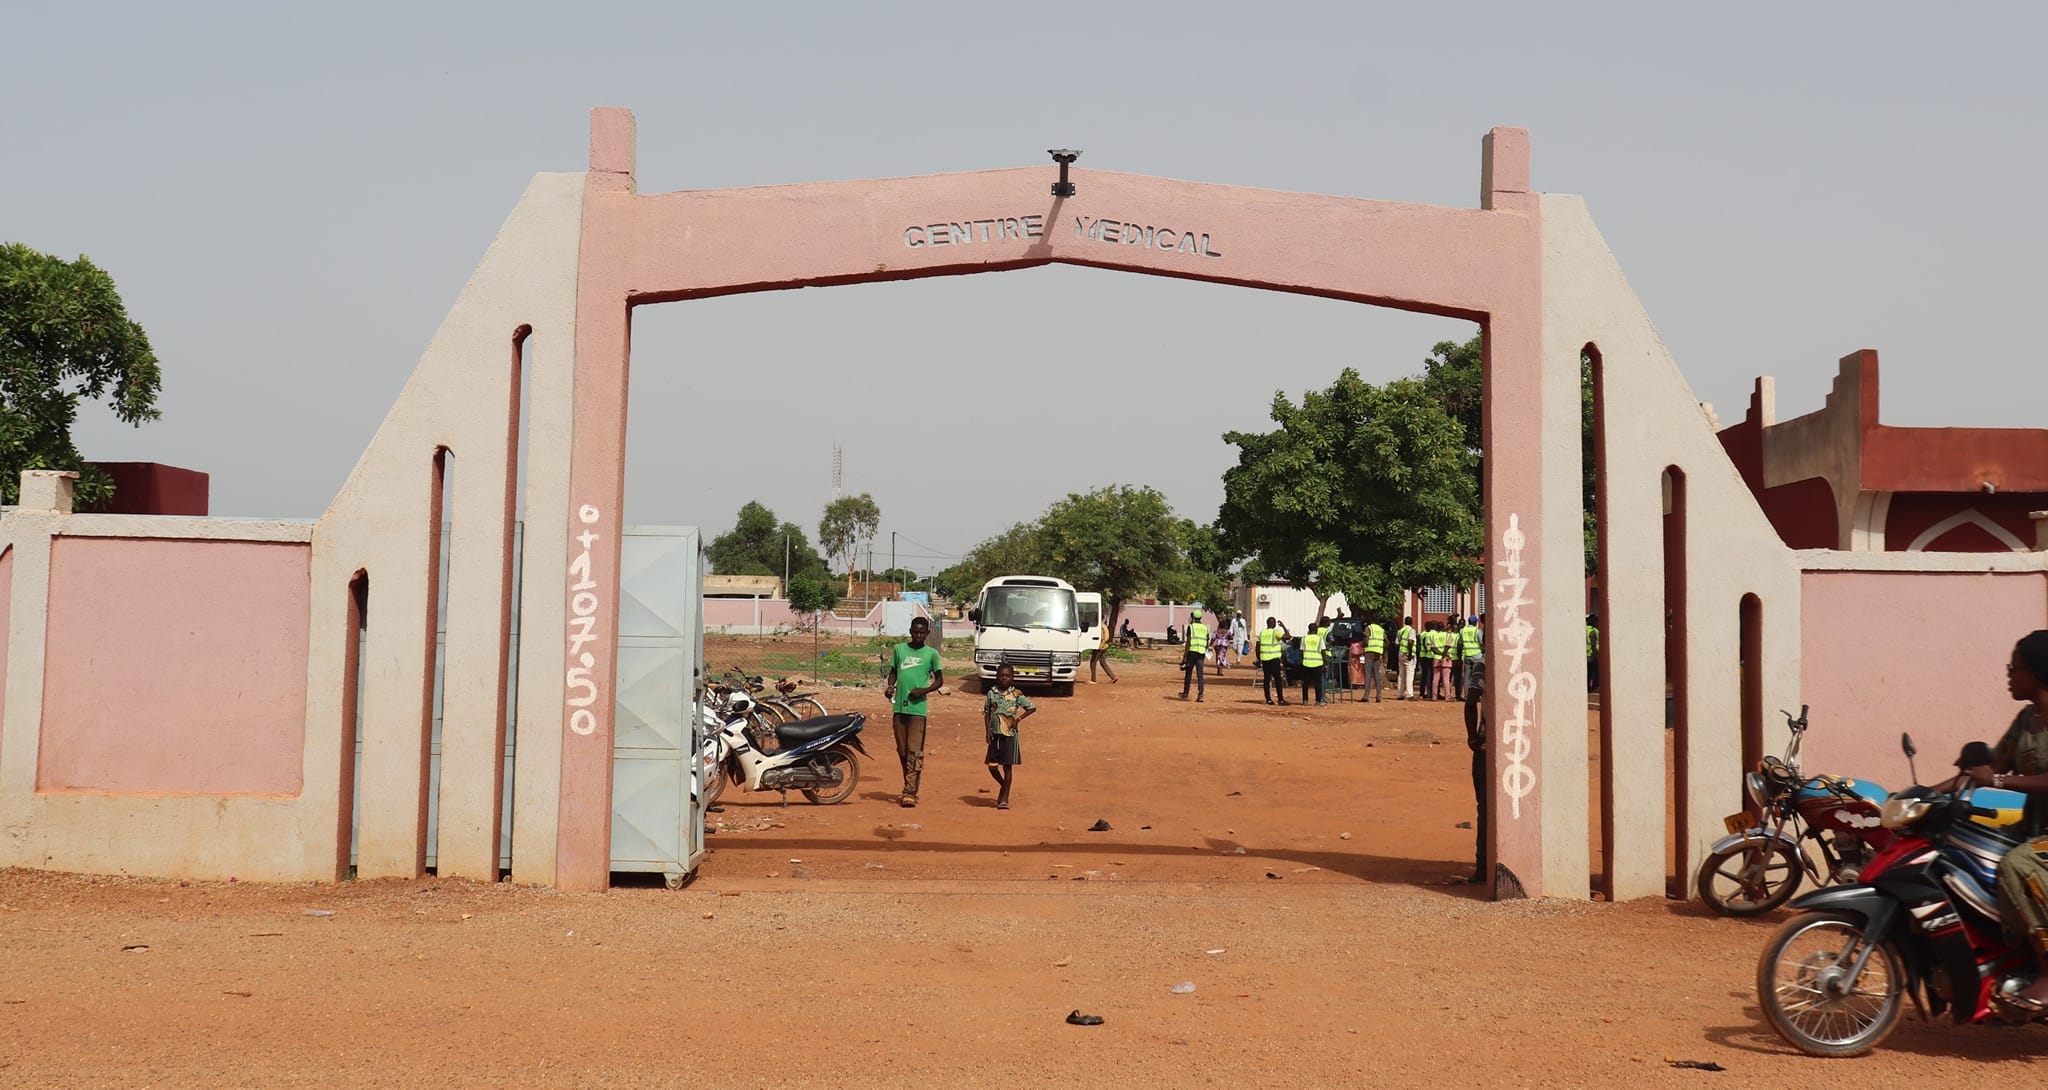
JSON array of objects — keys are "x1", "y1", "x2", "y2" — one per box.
[{"x1": 7, "y1": 2, "x2": 2042, "y2": 575}]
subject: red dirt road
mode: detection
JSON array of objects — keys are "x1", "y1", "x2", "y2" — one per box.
[{"x1": 2, "y1": 653, "x2": 2041, "y2": 1086}]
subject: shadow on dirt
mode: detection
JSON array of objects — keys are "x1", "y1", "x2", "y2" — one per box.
[
  {"x1": 710, "y1": 833, "x2": 1494, "y2": 898},
  {"x1": 1701, "y1": 1007, "x2": 2046, "y2": 1061}
]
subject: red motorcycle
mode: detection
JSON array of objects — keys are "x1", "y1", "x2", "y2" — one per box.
[
  {"x1": 1756, "y1": 732, "x2": 2036, "y2": 1056},
  {"x1": 1697, "y1": 707, "x2": 1893, "y2": 916}
]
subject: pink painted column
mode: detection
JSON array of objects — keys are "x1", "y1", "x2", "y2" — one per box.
[
  {"x1": 555, "y1": 107, "x2": 638, "y2": 890},
  {"x1": 1477, "y1": 128, "x2": 1548, "y2": 896}
]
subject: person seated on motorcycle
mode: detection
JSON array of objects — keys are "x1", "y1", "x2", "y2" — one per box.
[{"x1": 1959, "y1": 629, "x2": 2048, "y2": 1011}]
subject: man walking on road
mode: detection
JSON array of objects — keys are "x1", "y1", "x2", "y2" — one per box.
[
  {"x1": 1180, "y1": 610, "x2": 1210, "y2": 702},
  {"x1": 885, "y1": 616, "x2": 943, "y2": 809},
  {"x1": 1257, "y1": 616, "x2": 1290, "y2": 705}
]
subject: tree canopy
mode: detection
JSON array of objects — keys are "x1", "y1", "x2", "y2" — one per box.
[
  {"x1": 1420, "y1": 333, "x2": 1599, "y2": 574},
  {"x1": 1152, "y1": 518, "x2": 1233, "y2": 618},
  {"x1": 785, "y1": 570, "x2": 840, "y2": 616},
  {"x1": 705, "y1": 500, "x2": 826, "y2": 582},
  {"x1": 0, "y1": 243, "x2": 163, "y2": 507},
  {"x1": 1035, "y1": 485, "x2": 1183, "y2": 630},
  {"x1": 818, "y1": 493, "x2": 881, "y2": 578},
  {"x1": 936, "y1": 521, "x2": 1046, "y2": 601},
  {"x1": 1218, "y1": 368, "x2": 1482, "y2": 619},
  {"x1": 942, "y1": 486, "x2": 1220, "y2": 631}
]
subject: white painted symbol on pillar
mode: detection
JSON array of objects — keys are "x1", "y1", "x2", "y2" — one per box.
[
  {"x1": 566, "y1": 504, "x2": 604, "y2": 737},
  {"x1": 1495, "y1": 514, "x2": 1537, "y2": 819}
]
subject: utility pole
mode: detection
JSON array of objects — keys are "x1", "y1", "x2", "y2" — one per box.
[
  {"x1": 890, "y1": 531, "x2": 896, "y2": 589},
  {"x1": 783, "y1": 530, "x2": 790, "y2": 595}
]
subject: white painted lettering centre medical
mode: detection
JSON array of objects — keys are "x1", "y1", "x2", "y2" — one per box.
[{"x1": 902, "y1": 214, "x2": 1222, "y2": 258}]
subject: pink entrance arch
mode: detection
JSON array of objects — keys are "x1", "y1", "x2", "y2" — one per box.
[{"x1": 554, "y1": 109, "x2": 1568, "y2": 892}]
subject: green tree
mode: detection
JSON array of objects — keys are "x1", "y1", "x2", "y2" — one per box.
[
  {"x1": 705, "y1": 500, "x2": 827, "y2": 582},
  {"x1": 784, "y1": 570, "x2": 840, "y2": 674},
  {"x1": 819, "y1": 493, "x2": 881, "y2": 583},
  {"x1": 1421, "y1": 333, "x2": 1599, "y2": 574},
  {"x1": 1218, "y1": 369, "x2": 1482, "y2": 619},
  {"x1": 1419, "y1": 334, "x2": 1484, "y2": 458},
  {"x1": 1035, "y1": 485, "x2": 1182, "y2": 632},
  {"x1": 785, "y1": 570, "x2": 840, "y2": 617},
  {"x1": 0, "y1": 243, "x2": 163, "y2": 507},
  {"x1": 1153, "y1": 519, "x2": 1233, "y2": 618},
  {"x1": 936, "y1": 520, "x2": 1046, "y2": 600}
]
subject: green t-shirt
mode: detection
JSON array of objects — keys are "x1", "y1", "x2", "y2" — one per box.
[{"x1": 890, "y1": 642, "x2": 942, "y2": 715}]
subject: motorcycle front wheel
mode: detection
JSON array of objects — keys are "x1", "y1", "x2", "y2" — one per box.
[
  {"x1": 701, "y1": 757, "x2": 729, "y2": 809},
  {"x1": 801, "y1": 744, "x2": 860, "y2": 805},
  {"x1": 1696, "y1": 836, "x2": 1803, "y2": 916},
  {"x1": 1756, "y1": 910, "x2": 1903, "y2": 1057}
]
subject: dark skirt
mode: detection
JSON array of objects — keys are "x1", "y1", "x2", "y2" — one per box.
[{"x1": 985, "y1": 733, "x2": 1022, "y2": 766}]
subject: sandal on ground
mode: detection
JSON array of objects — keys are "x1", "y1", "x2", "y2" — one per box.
[
  {"x1": 996, "y1": 800, "x2": 1009, "y2": 810},
  {"x1": 900, "y1": 796, "x2": 918, "y2": 808},
  {"x1": 1066, "y1": 1011, "x2": 1104, "y2": 1026}
]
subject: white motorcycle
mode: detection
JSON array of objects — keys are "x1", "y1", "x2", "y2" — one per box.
[
  {"x1": 707, "y1": 709, "x2": 867, "y2": 806},
  {"x1": 694, "y1": 684, "x2": 800, "y2": 810},
  {"x1": 694, "y1": 699, "x2": 738, "y2": 810}
]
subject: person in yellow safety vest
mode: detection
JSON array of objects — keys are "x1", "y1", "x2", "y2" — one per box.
[
  {"x1": 1358, "y1": 619, "x2": 1386, "y2": 703},
  {"x1": 1179, "y1": 611, "x2": 1210, "y2": 702},
  {"x1": 1298, "y1": 620, "x2": 1327, "y2": 705},
  {"x1": 1586, "y1": 613, "x2": 1601, "y2": 693},
  {"x1": 1430, "y1": 622, "x2": 1455, "y2": 701},
  {"x1": 1396, "y1": 616, "x2": 1418, "y2": 701},
  {"x1": 1257, "y1": 616, "x2": 1291, "y2": 705},
  {"x1": 1416, "y1": 620, "x2": 1439, "y2": 700},
  {"x1": 1457, "y1": 616, "x2": 1483, "y2": 697}
]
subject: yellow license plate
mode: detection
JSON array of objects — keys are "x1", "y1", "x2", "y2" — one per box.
[
  {"x1": 1016, "y1": 667, "x2": 1046, "y2": 677},
  {"x1": 1723, "y1": 811, "x2": 1756, "y2": 835}
]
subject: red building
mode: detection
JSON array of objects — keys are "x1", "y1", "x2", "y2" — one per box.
[
  {"x1": 83, "y1": 462, "x2": 209, "y2": 516},
  {"x1": 1717, "y1": 350, "x2": 2048, "y2": 552}
]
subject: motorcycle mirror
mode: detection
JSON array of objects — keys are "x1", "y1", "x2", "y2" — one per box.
[{"x1": 1902, "y1": 732, "x2": 1920, "y2": 785}]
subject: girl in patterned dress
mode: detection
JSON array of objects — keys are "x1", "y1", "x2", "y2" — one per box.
[{"x1": 982, "y1": 664, "x2": 1037, "y2": 810}]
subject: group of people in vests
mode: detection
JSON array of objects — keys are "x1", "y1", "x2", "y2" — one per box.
[
  {"x1": 1175, "y1": 609, "x2": 1484, "y2": 706},
  {"x1": 1414, "y1": 616, "x2": 1485, "y2": 701}
]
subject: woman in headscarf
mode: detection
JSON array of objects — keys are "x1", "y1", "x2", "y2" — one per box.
[{"x1": 1961, "y1": 629, "x2": 2048, "y2": 1010}]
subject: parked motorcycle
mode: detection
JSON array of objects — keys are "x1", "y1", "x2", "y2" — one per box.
[
  {"x1": 1696, "y1": 706, "x2": 1893, "y2": 916},
  {"x1": 693, "y1": 697, "x2": 739, "y2": 810},
  {"x1": 712, "y1": 710, "x2": 868, "y2": 805},
  {"x1": 1756, "y1": 731, "x2": 2034, "y2": 1056}
]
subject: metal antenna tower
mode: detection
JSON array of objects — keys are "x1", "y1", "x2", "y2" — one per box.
[{"x1": 831, "y1": 443, "x2": 843, "y2": 500}]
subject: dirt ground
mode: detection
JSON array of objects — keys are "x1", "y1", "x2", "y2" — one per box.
[{"x1": 2, "y1": 648, "x2": 2042, "y2": 1086}]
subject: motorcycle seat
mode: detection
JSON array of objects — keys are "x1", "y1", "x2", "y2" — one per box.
[{"x1": 774, "y1": 713, "x2": 862, "y2": 744}]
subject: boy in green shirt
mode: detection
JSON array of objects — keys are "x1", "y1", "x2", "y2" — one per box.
[{"x1": 886, "y1": 616, "x2": 943, "y2": 808}]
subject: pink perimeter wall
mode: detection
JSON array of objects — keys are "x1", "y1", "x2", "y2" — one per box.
[
  {"x1": 38, "y1": 537, "x2": 312, "y2": 795},
  {"x1": 1800, "y1": 570, "x2": 2048, "y2": 782}
]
